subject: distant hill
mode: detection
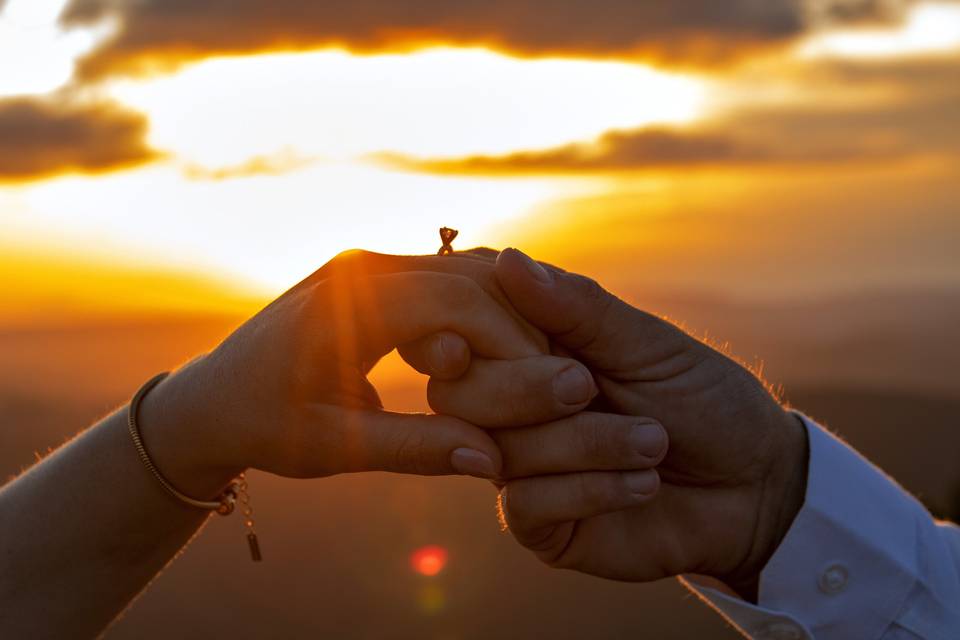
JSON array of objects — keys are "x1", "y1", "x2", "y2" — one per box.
[
  {"x1": 623, "y1": 287, "x2": 960, "y2": 398},
  {"x1": 788, "y1": 387, "x2": 960, "y2": 520}
]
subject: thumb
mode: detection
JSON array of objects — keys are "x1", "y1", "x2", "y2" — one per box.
[
  {"x1": 494, "y1": 248, "x2": 675, "y2": 372},
  {"x1": 315, "y1": 405, "x2": 502, "y2": 479}
]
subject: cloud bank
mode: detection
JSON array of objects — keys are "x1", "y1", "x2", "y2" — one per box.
[
  {"x1": 377, "y1": 55, "x2": 960, "y2": 174},
  {"x1": 60, "y1": 0, "x2": 911, "y2": 79},
  {"x1": 0, "y1": 97, "x2": 160, "y2": 182}
]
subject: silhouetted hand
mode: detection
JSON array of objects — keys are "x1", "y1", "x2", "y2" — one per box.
[
  {"x1": 487, "y1": 248, "x2": 808, "y2": 598},
  {"x1": 380, "y1": 251, "x2": 668, "y2": 507},
  {"x1": 138, "y1": 250, "x2": 582, "y2": 495}
]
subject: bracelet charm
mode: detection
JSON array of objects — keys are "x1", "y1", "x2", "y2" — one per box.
[{"x1": 128, "y1": 372, "x2": 262, "y2": 561}]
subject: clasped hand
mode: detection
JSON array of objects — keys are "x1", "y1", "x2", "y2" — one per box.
[{"x1": 148, "y1": 246, "x2": 807, "y2": 598}]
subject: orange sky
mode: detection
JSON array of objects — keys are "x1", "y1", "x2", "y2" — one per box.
[{"x1": 1, "y1": 0, "x2": 959, "y2": 324}]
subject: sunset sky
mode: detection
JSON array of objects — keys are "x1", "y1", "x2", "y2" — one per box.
[{"x1": 2, "y1": 0, "x2": 959, "y2": 324}]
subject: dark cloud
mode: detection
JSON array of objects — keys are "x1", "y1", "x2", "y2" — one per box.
[
  {"x1": 59, "y1": 0, "x2": 909, "y2": 79},
  {"x1": 0, "y1": 98, "x2": 161, "y2": 182},
  {"x1": 818, "y1": 0, "x2": 910, "y2": 23},
  {"x1": 378, "y1": 55, "x2": 960, "y2": 174},
  {"x1": 376, "y1": 129, "x2": 767, "y2": 174},
  {"x1": 374, "y1": 122, "x2": 924, "y2": 174}
]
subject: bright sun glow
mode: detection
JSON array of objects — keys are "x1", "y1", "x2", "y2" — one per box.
[
  {"x1": 8, "y1": 161, "x2": 588, "y2": 292},
  {"x1": 2, "y1": 0, "x2": 957, "y2": 312},
  {"x1": 106, "y1": 48, "x2": 706, "y2": 167},
  {"x1": 4, "y1": 38, "x2": 694, "y2": 292},
  {"x1": 799, "y1": 2, "x2": 960, "y2": 59},
  {"x1": 0, "y1": 0, "x2": 113, "y2": 96}
]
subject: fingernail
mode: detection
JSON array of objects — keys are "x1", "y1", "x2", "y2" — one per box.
[
  {"x1": 451, "y1": 448, "x2": 498, "y2": 479},
  {"x1": 437, "y1": 333, "x2": 451, "y2": 357},
  {"x1": 553, "y1": 365, "x2": 595, "y2": 405},
  {"x1": 624, "y1": 470, "x2": 659, "y2": 496},
  {"x1": 629, "y1": 422, "x2": 667, "y2": 458},
  {"x1": 426, "y1": 333, "x2": 453, "y2": 372},
  {"x1": 512, "y1": 248, "x2": 551, "y2": 283}
]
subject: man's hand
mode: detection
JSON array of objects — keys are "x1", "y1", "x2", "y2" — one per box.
[{"x1": 484, "y1": 248, "x2": 808, "y2": 598}]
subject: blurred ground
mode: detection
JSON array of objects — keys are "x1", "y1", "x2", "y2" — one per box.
[{"x1": 1, "y1": 288, "x2": 958, "y2": 639}]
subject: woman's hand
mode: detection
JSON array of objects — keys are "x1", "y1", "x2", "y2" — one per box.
[{"x1": 136, "y1": 250, "x2": 589, "y2": 497}]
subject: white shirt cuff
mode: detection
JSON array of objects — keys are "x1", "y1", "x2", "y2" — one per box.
[{"x1": 685, "y1": 413, "x2": 924, "y2": 639}]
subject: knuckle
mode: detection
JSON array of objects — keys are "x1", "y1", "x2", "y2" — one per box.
[
  {"x1": 576, "y1": 473, "x2": 618, "y2": 507},
  {"x1": 473, "y1": 269, "x2": 497, "y2": 295},
  {"x1": 556, "y1": 275, "x2": 614, "y2": 351},
  {"x1": 320, "y1": 249, "x2": 373, "y2": 283},
  {"x1": 569, "y1": 273, "x2": 605, "y2": 302},
  {"x1": 463, "y1": 246, "x2": 499, "y2": 260},
  {"x1": 392, "y1": 429, "x2": 431, "y2": 474},
  {"x1": 437, "y1": 275, "x2": 483, "y2": 311},
  {"x1": 574, "y1": 416, "x2": 608, "y2": 462},
  {"x1": 488, "y1": 400, "x2": 512, "y2": 427},
  {"x1": 487, "y1": 363, "x2": 529, "y2": 425},
  {"x1": 500, "y1": 483, "x2": 574, "y2": 563},
  {"x1": 544, "y1": 541, "x2": 580, "y2": 570},
  {"x1": 501, "y1": 481, "x2": 531, "y2": 524},
  {"x1": 609, "y1": 420, "x2": 643, "y2": 463},
  {"x1": 425, "y1": 378, "x2": 452, "y2": 413},
  {"x1": 332, "y1": 248, "x2": 370, "y2": 267}
]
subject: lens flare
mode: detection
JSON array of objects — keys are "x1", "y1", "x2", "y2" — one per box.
[
  {"x1": 417, "y1": 584, "x2": 446, "y2": 615},
  {"x1": 410, "y1": 545, "x2": 448, "y2": 577}
]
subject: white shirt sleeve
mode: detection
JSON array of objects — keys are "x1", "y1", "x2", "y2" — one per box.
[{"x1": 682, "y1": 413, "x2": 960, "y2": 640}]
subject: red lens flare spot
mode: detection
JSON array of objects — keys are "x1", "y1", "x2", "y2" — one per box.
[{"x1": 410, "y1": 545, "x2": 448, "y2": 577}]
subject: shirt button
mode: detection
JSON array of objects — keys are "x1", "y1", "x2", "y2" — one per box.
[
  {"x1": 758, "y1": 621, "x2": 804, "y2": 640},
  {"x1": 818, "y1": 563, "x2": 849, "y2": 595}
]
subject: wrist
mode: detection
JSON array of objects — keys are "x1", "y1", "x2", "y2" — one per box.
[
  {"x1": 136, "y1": 358, "x2": 246, "y2": 500},
  {"x1": 724, "y1": 408, "x2": 809, "y2": 601}
]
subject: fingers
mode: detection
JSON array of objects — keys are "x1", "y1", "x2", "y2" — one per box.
[
  {"x1": 293, "y1": 249, "x2": 550, "y2": 353},
  {"x1": 397, "y1": 331, "x2": 471, "y2": 380},
  {"x1": 494, "y1": 248, "x2": 680, "y2": 371},
  {"x1": 493, "y1": 413, "x2": 667, "y2": 479},
  {"x1": 309, "y1": 248, "x2": 500, "y2": 284},
  {"x1": 310, "y1": 271, "x2": 542, "y2": 362},
  {"x1": 426, "y1": 355, "x2": 597, "y2": 427},
  {"x1": 502, "y1": 470, "x2": 659, "y2": 539},
  {"x1": 301, "y1": 405, "x2": 502, "y2": 479},
  {"x1": 456, "y1": 247, "x2": 500, "y2": 261}
]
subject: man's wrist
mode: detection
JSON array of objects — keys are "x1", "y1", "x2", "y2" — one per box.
[
  {"x1": 726, "y1": 408, "x2": 809, "y2": 601},
  {"x1": 764, "y1": 409, "x2": 809, "y2": 560}
]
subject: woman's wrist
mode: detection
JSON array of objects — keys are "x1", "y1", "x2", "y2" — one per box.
[{"x1": 136, "y1": 357, "x2": 247, "y2": 501}]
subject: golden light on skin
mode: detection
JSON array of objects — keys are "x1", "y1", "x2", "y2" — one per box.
[
  {"x1": 0, "y1": 0, "x2": 113, "y2": 97},
  {"x1": 798, "y1": 2, "x2": 960, "y2": 59},
  {"x1": 10, "y1": 161, "x2": 594, "y2": 292},
  {"x1": 105, "y1": 48, "x2": 707, "y2": 167}
]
